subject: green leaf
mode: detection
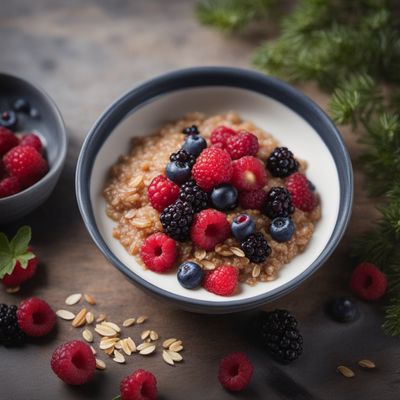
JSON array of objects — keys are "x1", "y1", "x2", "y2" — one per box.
[
  {"x1": 16, "y1": 252, "x2": 36, "y2": 269},
  {"x1": 10, "y1": 226, "x2": 31, "y2": 257},
  {"x1": 0, "y1": 232, "x2": 11, "y2": 254},
  {"x1": 111, "y1": 396, "x2": 121, "y2": 400},
  {"x1": 0, "y1": 258, "x2": 16, "y2": 278}
]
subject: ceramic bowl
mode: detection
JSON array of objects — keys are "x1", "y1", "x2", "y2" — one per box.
[
  {"x1": 76, "y1": 67, "x2": 353, "y2": 313},
  {"x1": 0, "y1": 73, "x2": 67, "y2": 224}
]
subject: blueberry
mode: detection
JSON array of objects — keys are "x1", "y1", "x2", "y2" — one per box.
[
  {"x1": 182, "y1": 134, "x2": 207, "y2": 156},
  {"x1": 177, "y1": 261, "x2": 204, "y2": 289},
  {"x1": 166, "y1": 161, "x2": 191, "y2": 184},
  {"x1": 0, "y1": 111, "x2": 17, "y2": 129},
  {"x1": 231, "y1": 214, "x2": 256, "y2": 242},
  {"x1": 327, "y1": 297, "x2": 359, "y2": 323},
  {"x1": 269, "y1": 217, "x2": 295, "y2": 242},
  {"x1": 211, "y1": 183, "x2": 238, "y2": 211},
  {"x1": 13, "y1": 98, "x2": 30, "y2": 113}
]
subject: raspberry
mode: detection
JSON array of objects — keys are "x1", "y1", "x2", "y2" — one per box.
[
  {"x1": 192, "y1": 147, "x2": 232, "y2": 191},
  {"x1": 264, "y1": 187, "x2": 294, "y2": 219},
  {"x1": 3, "y1": 145, "x2": 48, "y2": 188},
  {"x1": 140, "y1": 232, "x2": 177, "y2": 273},
  {"x1": 226, "y1": 131, "x2": 259, "y2": 160},
  {"x1": 286, "y1": 172, "x2": 317, "y2": 212},
  {"x1": 147, "y1": 175, "x2": 179, "y2": 212},
  {"x1": 203, "y1": 265, "x2": 238, "y2": 296},
  {"x1": 239, "y1": 189, "x2": 267, "y2": 211},
  {"x1": 120, "y1": 369, "x2": 157, "y2": 400},
  {"x1": 20, "y1": 133, "x2": 43, "y2": 152},
  {"x1": 267, "y1": 147, "x2": 299, "y2": 177},
  {"x1": 0, "y1": 160, "x2": 5, "y2": 178},
  {"x1": 210, "y1": 125, "x2": 237, "y2": 148},
  {"x1": 218, "y1": 352, "x2": 253, "y2": 392},
  {"x1": 1, "y1": 253, "x2": 37, "y2": 286},
  {"x1": 0, "y1": 304, "x2": 26, "y2": 346},
  {"x1": 51, "y1": 340, "x2": 96, "y2": 385},
  {"x1": 0, "y1": 127, "x2": 19, "y2": 156},
  {"x1": 160, "y1": 200, "x2": 194, "y2": 241},
  {"x1": 190, "y1": 209, "x2": 230, "y2": 251},
  {"x1": 350, "y1": 262, "x2": 387, "y2": 301},
  {"x1": 231, "y1": 156, "x2": 267, "y2": 191},
  {"x1": 241, "y1": 233, "x2": 271, "y2": 263},
  {"x1": 17, "y1": 297, "x2": 56, "y2": 337},
  {"x1": 0, "y1": 176, "x2": 21, "y2": 198}
]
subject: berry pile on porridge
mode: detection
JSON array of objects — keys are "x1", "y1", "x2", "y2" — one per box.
[{"x1": 103, "y1": 112, "x2": 321, "y2": 296}]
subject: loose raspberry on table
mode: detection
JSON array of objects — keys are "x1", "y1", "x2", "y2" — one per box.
[
  {"x1": 0, "y1": 176, "x2": 21, "y2": 198},
  {"x1": 226, "y1": 131, "x2": 259, "y2": 160},
  {"x1": 1, "y1": 252, "x2": 37, "y2": 286},
  {"x1": 140, "y1": 232, "x2": 177, "y2": 273},
  {"x1": 231, "y1": 156, "x2": 267, "y2": 192},
  {"x1": 190, "y1": 209, "x2": 230, "y2": 251},
  {"x1": 3, "y1": 145, "x2": 48, "y2": 187},
  {"x1": 203, "y1": 265, "x2": 238, "y2": 296},
  {"x1": 263, "y1": 187, "x2": 294, "y2": 219},
  {"x1": 210, "y1": 125, "x2": 237, "y2": 148},
  {"x1": 51, "y1": 340, "x2": 96, "y2": 385},
  {"x1": 17, "y1": 297, "x2": 56, "y2": 337},
  {"x1": 239, "y1": 189, "x2": 267, "y2": 211},
  {"x1": 286, "y1": 172, "x2": 317, "y2": 212},
  {"x1": 267, "y1": 146, "x2": 298, "y2": 177},
  {"x1": 20, "y1": 133, "x2": 43, "y2": 153},
  {"x1": 120, "y1": 369, "x2": 158, "y2": 400},
  {"x1": 147, "y1": 175, "x2": 179, "y2": 212},
  {"x1": 350, "y1": 262, "x2": 387, "y2": 301},
  {"x1": 218, "y1": 352, "x2": 253, "y2": 392},
  {"x1": 192, "y1": 147, "x2": 232, "y2": 192},
  {"x1": 0, "y1": 127, "x2": 19, "y2": 156}
]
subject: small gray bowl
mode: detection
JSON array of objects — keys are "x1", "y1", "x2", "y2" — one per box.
[{"x1": 0, "y1": 73, "x2": 67, "y2": 224}]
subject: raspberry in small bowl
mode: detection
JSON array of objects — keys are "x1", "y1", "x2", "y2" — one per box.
[{"x1": 0, "y1": 73, "x2": 67, "y2": 223}]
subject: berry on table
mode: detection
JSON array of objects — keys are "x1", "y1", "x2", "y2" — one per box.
[
  {"x1": 3, "y1": 145, "x2": 48, "y2": 188},
  {"x1": 210, "y1": 183, "x2": 238, "y2": 211},
  {"x1": 263, "y1": 187, "x2": 294, "y2": 219},
  {"x1": 226, "y1": 131, "x2": 259, "y2": 160},
  {"x1": 190, "y1": 209, "x2": 230, "y2": 251},
  {"x1": 0, "y1": 176, "x2": 21, "y2": 199},
  {"x1": 182, "y1": 134, "x2": 207, "y2": 156},
  {"x1": 327, "y1": 297, "x2": 359, "y2": 323},
  {"x1": 231, "y1": 214, "x2": 256, "y2": 242},
  {"x1": 0, "y1": 111, "x2": 17, "y2": 129},
  {"x1": 0, "y1": 304, "x2": 26, "y2": 346},
  {"x1": 177, "y1": 261, "x2": 204, "y2": 289},
  {"x1": 147, "y1": 175, "x2": 179, "y2": 212},
  {"x1": 165, "y1": 161, "x2": 191, "y2": 184},
  {"x1": 218, "y1": 352, "x2": 253, "y2": 392},
  {"x1": 0, "y1": 127, "x2": 19, "y2": 156},
  {"x1": 51, "y1": 340, "x2": 96, "y2": 385},
  {"x1": 13, "y1": 98, "x2": 30, "y2": 113},
  {"x1": 160, "y1": 200, "x2": 194, "y2": 241},
  {"x1": 140, "y1": 232, "x2": 177, "y2": 273},
  {"x1": 169, "y1": 149, "x2": 196, "y2": 168},
  {"x1": 203, "y1": 265, "x2": 238, "y2": 296},
  {"x1": 20, "y1": 133, "x2": 43, "y2": 153},
  {"x1": 231, "y1": 156, "x2": 267, "y2": 191},
  {"x1": 192, "y1": 147, "x2": 232, "y2": 192},
  {"x1": 182, "y1": 124, "x2": 199, "y2": 135},
  {"x1": 179, "y1": 179, "x2": 209, "y2": 213},
  {"x1": 269, "y1": 217, "x2": 295, "y2": 242},
  {"x1": 120, "y1": 369, "x2": 157, "y2": 400},
  {"x1": 286, "y1": 172, "x2": 318, "y2": 212},
  {"x1": 210, "y1": 125, "x2": 236, "y2": 148},
  {"x1": 17, "y1": 297, "x2": 56, "y2": 337},
  {"x1": 239, "y1": 188, "x2": 267, "y2": 211},
  {"x1": 350, "y1": 262, "x2": 387, "y2": 301},
  {"x1": 267, "y1": 146, "x2": 299, "y2": 177},
  {"x1": 255, "y1": 309, "x2": 303, "y2": 364},
  {"x1": 241, "y1": 232, "x2": 271, "y2": 263}
]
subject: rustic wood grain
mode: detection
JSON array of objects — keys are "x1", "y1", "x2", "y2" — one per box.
[{"x1": 0, "y1": 1, "x2": 398, "y2": 399}]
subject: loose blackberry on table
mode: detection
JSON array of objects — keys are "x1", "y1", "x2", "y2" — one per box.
[
  {"x1": 160, "y1": 200, "x2": 194, "y2": 241},
  {"x1": 179, "y1": 179, "x2": 209, "y2": 212},
  {"x1": 0, "y1": 304, "x2": 26, "y2": 346},
  {"x1": 267, "y1": 146, "x2": 299, "y2": 177}
]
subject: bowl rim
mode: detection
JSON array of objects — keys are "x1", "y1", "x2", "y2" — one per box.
[
  {"x1": 0, "y1": 72, "x2": 67, "y2": 203},
  {"x1": 76, "y1": 66, "x2": 353, "y2": 312}
]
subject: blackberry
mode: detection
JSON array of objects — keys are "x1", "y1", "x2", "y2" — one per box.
[
  {"x1": 160, "y1": 200, "x2": 194, "y2": 241},
  {"x1": 264, "y1": 187, "x2": 294, "y2": 219},
  {"x1": 0, "y1": 304, "x2": 26, "y2": 346},
  {"x1": 182, "y1": 125, "x2": 199, "y2": 135},
  {"x1": 179, "y1": 179, "x2": 209, "y2": 212},
  {"x1": 241, "y1": 232, "x2": 271, "y2": 263},
  {"x1": 266, "y1": 147, "x2": 299, "y2": 178},
  {"x1": 255, "y1": 309, "x2": 303, "y2": 364},
  {"x1": 170, "y1": 149, "x2": 196, "y2": 168}
]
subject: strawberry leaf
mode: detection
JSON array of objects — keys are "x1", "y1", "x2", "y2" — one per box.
[
  {"x1": 0, "y1": 256, "x2": 15, "y2": 278},
  {"x1": 10, "y1": 226, "x2": 31, "y2": 256},
  {"x1": 17, "y1": 252, "x2": 36, "y2": 269},
  {"x1": 0, "y1": 232, "x2": 11, "y2": 254}
]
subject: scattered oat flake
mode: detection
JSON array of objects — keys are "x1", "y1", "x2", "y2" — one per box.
[
  {"x1": 113, "y1": 350, "x2": 126, "y2": 363},
  {"x1": 137, "y1": 342, "x2": 153, "y2": 351},
  {"x1": 95, "y1": 324, "x2": 117, "y2": 337},
  {"x1": 163, "y1": 338, "x2": 177, "y2": 348},
  {"x1": 126, "y1": 337, "x2": 136, "y2": 352},
  {"x1": 194, "y1": 249, "x2": 206, "y2": 260},
  {"x1": 56, "y1": 310, "x2": 75, "y2": 321},
  {"x1": 85, "y1": 312, "x2": 94, "y2": 324},
  {"x1": 202, "y1": 260, "x2": 216, "y2": 270},
  {"x1": 82, "y1": 329, "x2": 93, "y2": 343},
  {"x1": 150, "y1": 330, "x2": 159, "y2": 341},
  {"x1": 95, "y1": 358, "x2": 106, "y2": 370},
  {"x1": 162, "y1": 350, "x2": 174, "y2": 366},
  {"x1": 102, "y1": 321, "x2": 121, "y2": 333},
  {"x1": 169, "y1": 340, "x2": 183, "y2": 352},
  {"x1": 121, "y1": 339, "x2": 132, "y2": 356},
  {"x1": 139, "y1": 344, "x2": 156, "y2": 355},
  {"x1": 141, "y1": 330, "x2": 151, "y2": 340},
  {"x1": 337, "y1": 365, "x2": 355, "y2": 378},
  {"x1": 84, "y1": 293, "x2": 96, "y2": 305},
  {"x1": 167, "y1": 350, "x2": 183, "y2": 362},
  {"x1": 123, "y1": 318, "x2": 135, "y2": 327},
  {"x1": 65, "y1": 293, "x2": 82, "y2": 306},
  {"x1": 136, "y1": 315, "x2": 148, "y2": 324},
  {"x1": 114, "y1": 340, "x2": 123, "y2": 350},
  {"x1": 6, "y1": 286, "x2": 20, "y2": 293},
  {"x1": 104, "y1": 347, "x2": 115, "y2": 356},
  {"x1": 358, "y1": 359, "x2": 376, "y2": 369},
  {"x1": 96, "y1": 313, "x2": 106, "y2": 323},
  {"x1": 72, "y1": 308, "x2": 87, "y2": 328},
  {"x1": 230, "y1": 247, "x2": 245, "y2": 257}
]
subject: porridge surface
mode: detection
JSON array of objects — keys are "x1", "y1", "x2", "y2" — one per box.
[{"x1": 103, "y1": 112, "x2": 321, "y2": 286}]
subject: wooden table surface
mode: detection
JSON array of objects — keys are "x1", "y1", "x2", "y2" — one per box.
[{"x1": 0, "y1": 1, "x2": 398, "y2": 399}]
